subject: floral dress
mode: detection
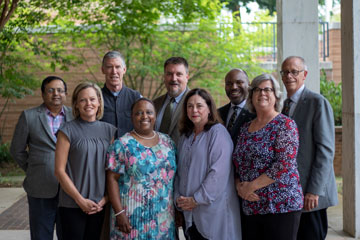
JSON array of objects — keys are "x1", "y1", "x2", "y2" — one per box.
[{"x1": 107, "y1": 132, "x2": 177, "y2": 240}]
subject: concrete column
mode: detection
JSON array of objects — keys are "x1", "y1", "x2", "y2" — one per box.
[
  {"x1": 341, "y1": 0, "x2": 360, "y2": 237},
  {"x1": 276, "y1": 0, "x2": 319, "y2": 93}
]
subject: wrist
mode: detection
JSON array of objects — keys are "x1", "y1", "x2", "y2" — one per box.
[{"x1": 114, "y1": 209, "x2": 125, "y2": 217}]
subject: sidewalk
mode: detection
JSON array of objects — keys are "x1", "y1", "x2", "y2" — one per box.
[{"x1": 0, "y1": 188, "x2": 355, "y2": 239}]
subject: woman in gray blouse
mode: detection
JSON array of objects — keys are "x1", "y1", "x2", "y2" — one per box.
[
  {"x1": 55, "y1": 82, "x2": 116, "y2": 240},
  {"x1": 175, "y1": 88, "x2": 242, "y2": 240}
]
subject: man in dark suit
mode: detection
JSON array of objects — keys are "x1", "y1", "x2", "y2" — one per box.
[
  {"x1": 153, "y1": 57, "x2": 190, "y2": 145},
  {"x1": 10, "y1": 76, "x2": 73, "y2": 240},
  {"x1": 218, "y1": 68, "x2": 255, "y2": 143},
  {"x1": 281, "y1": 56, "x2": 338, "y2": 240}
]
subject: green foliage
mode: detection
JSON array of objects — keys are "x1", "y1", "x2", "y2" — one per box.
[
  {"x1": 0, "y1": 142, "x2": 12, "y2": 164},
  {"x1": 320, "y1": 69, "x2": 342, "y2": 126}
]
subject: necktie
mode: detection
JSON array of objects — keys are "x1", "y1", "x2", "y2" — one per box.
[
  {"x1": 159, "y1": 98, "x2": 175, "y2": 134},
  {"x1": 227, "y1": 106, "x2": 239, "y2": 131},
  {"x1": 282, "y1": 98, "x2": 292, "y2": 116}
]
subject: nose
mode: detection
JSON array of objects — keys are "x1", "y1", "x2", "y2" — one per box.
[{"x1": 231, "y1": 83, "x2": 238, "y2": 89}]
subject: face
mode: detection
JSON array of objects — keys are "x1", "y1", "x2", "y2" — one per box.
[
  {"x1": 281, "y1": 58, "x2": 308, "y2": 97},
  {"x1": 76, "y1": 87, "x2": 100, "y2": 121},
  {"x1": 186, "y1": 94, "x2": 210, "y2": 128},
  {"x1": 102, "y1": 57, "x2": 126, "y2": 91},
  {"x1": 132, "y1": 100, "x2": 156, "y2": 134},
  {"x1": 164, "y1": 64, "x2": 189, "y2": 97},
  {"x1": 42, "y1": 80, "x2": 67, "y2": 109},
  {"x1": 252, "y1": 80, "x2": 276, "y2": 111},
  {"x1": 225, "y1": 70, "x2": 249, "y2": 105}
]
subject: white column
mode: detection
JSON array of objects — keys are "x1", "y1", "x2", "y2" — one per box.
[
  {"x1": 276, "y1": 0, "x2": 319, "y2": 93},
  {"x1": 341, "y1": 0, "x2": 360, "y2": 237}
]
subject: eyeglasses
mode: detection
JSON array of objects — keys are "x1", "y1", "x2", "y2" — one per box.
[
  {"x1": 280, "y1": 70, "x2": 304, "y2": 77},
  {"x1": 252, "y1": 87, "x2": 274, "y2": 94},
  {"x1": 46, "y1": 88, "x2": 66, "y2": 94}
]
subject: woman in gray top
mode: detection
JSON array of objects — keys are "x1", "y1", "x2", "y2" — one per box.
[
  {"x1": 55, "y1": 82, "x2": 116, "y2": 240},
  {"x1": 175, "y1": 88, "x2": 242, "y2": 240}
]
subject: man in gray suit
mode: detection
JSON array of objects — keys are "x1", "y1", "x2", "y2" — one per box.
[
  {"x1": 281, "y1": 56, "x2": 338, "y2": 240},
  {"x1": 153, "y1": 57, "x2": 190, "y2": 145},
  {"x1": 10, "y1": 76, "x2": 73, "y2": 240}
]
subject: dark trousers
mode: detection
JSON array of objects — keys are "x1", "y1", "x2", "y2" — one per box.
[
  {"x1": 59, "y1": 207, "x2": 105, "y2": 240},
  {"x1": 27, "y1": 195, "x2": 62, "y2": 240},
  {"x1": 187, "y1": 223, "x2": 208, "y2": 240},
  {"x1": 243, "y1": 211, "x2": 302, "y2": 240},
  {"x1": 297, "y1": 208, "x2": 328, "y2": 240}
]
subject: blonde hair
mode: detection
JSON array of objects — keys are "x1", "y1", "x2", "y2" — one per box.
[{"x1": 72, "y1": 82, "x2": 104, "y2": 120}]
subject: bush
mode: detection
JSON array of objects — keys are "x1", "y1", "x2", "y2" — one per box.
[
  {"x1": 320, "y1": 69, "x2": 342, "y2": 126},
  {"x1": 0, "y1": 142, "x2": 12, "y2": 164}
]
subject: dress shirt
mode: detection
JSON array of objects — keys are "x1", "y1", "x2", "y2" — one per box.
[
  {"x1": 226, "y1": 100, "x2": 246, "y2": 127},
  {"x1": 46, "y1": 107, "x2": 65, "y2": 139},
  {"x1": 287, "y1": 84, "x2": 305, "y2": 117}
]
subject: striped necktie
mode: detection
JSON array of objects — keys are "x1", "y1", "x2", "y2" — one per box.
[{"x1": 227, "y1": 106, "x2": 239, "y2": 131}]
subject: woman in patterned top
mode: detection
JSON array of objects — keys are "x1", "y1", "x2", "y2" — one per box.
[
  {"x1": 233, "y1": 74, "x2": 303, "y2": 240},
  {"x1": 106, "y1": 98, "x2": 176, "y2": 240}
]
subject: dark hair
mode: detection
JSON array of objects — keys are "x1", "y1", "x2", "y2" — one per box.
[
  {"x1": 131, "y1": 98, "x2": 156, "y2": 115},
  {"x1": 164, "y1": 57, "x2": 189, "y2": 73},
  {"x1": 179, "y1": 88, "x2": 222, "y2": 137},
  {"x1": 41, "y1": 76, "x2": 67, "y2": 94}
]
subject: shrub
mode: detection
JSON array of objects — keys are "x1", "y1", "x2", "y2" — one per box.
[
  {"x1": 320, "y1": 69, "x2": 342, "y2": 126},
  {"x1": 0, "y1": 142, "x2": 12, "y2": 164}
]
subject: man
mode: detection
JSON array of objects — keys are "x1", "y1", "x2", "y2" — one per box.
[
  {"x1": 100, "y1": 51, "x2": 141, "y2": 138},
  {"x1": 10, "y1": 76, "x2": 73, "y2": 240},
  {"x1": 218, "y1": 68, "x2": 255, "y2": 143},
  {"x1": 153, "y1": 57, "x2": 190, "y2": 145},
  {"x1": 281, "y1": 56, "x2": 338, "y2": 240}
]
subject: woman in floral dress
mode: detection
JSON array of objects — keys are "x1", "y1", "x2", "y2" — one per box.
[{"x1": 106, "y1": 98, "x2": 176, "y2": 240}]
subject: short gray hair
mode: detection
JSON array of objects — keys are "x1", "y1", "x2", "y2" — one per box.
[
  {"x1": 282, "y1": 56, "x2": 308, "y2": 71},
  {"x1": 247, "y1": 73, "x2": 283, "y2": 113},
  {"x1": 102, "y1": 51, "x2": 126, "y2": 68}
]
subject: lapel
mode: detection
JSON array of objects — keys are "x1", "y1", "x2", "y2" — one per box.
[
  {"x1": 219, "y1": 103, "x2": 231, "y2": 123},
  {"x1": 38, "y1": 104, "x2": 57, "y2": 144},
  {"x1": 292, "y1": 87, "x2": 309, "y2": 120},
  {"x1": 154, "y1": 95, "x2": 167, "y2": 117},
  {"x1": 169, "y1": 88, "x2": 189, "y2": 134}
]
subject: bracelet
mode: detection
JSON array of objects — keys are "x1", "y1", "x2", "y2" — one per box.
[{"x1": 114, "y1": 209, "x2": 125, "y2": 216}]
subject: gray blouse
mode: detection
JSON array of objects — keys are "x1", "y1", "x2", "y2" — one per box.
[
  {"x1": 175, "y1": 123, "x2": 242, "y2": 240},
  {"x1": 58, "y1": 118, "x2": 116, "y2": 208}
]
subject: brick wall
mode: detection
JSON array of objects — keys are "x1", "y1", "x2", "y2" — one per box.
[
  {"x1": 334, "y1": 126, "x2": 342, "y2": 176},
  {"x1": 327, "y1": 23, "x2": 341, "y2": 84}
]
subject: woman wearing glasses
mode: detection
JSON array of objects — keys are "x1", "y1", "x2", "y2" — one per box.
[{"x1": 233, "y1": 74, "x2": 303, "y2": 240}]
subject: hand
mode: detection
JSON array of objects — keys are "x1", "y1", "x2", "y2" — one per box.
[
  {"x1": 116, "y1": 213, "x2": 132, "y2": 234},
  {"x1": 77, "y1": 197, "x2": 102, "y2": 215},
  {"x1": 236, "y1": 181, "x2": 260, "y2": 202},
  {"x1": 176, "y1": 196, "x2": 197, "y2": 211},
  {"x1": 304, "y1": 193, "x2": 319, "y2": 211},
  {"x1": 97, "y1": 196, "x2": 107, "y2": 209}
]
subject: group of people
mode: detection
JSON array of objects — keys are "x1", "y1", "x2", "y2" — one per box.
[{"x1": 10, "y1": 51, "x2": 338, "y2": 240}]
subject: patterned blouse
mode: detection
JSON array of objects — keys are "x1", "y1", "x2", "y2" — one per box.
[
  {"x1": 107, "y1": 132, "x2": 177, "y2": 240},
  {"x1": 233, "y1": 114, "x2": 303, "y2": 215}
]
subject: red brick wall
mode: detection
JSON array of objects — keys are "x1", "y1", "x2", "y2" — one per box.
[
  {"x1": 327, "y1": 25, "x2": 341, "y2": 84},
  {"x1": 334, "y1": 126, "x2": 342, "y2": 176}
]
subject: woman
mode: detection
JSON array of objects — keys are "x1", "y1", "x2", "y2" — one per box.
[
  {"x1": 233, "y1": 73, "x2": 303, "y2": 240},
  {"x1": 175, "y1": 88, "x2": 241, "y2": 240},
  {"x1": 106, "y1": 98, "x2": 177, "y2": 239},
  {"x1": 55, "y1": 82, "x2": 117, "y2": 240}
]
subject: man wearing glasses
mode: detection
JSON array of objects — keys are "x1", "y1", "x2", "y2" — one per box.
[
  {"x1": 11, "y1": 76, "x2": 73, "y2": 240},
  {"x1": 280, "y1": 56, "x2": 338, "y2": 240}
]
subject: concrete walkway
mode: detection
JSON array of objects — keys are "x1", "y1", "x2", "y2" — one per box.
[{"x1": 0, "y1": 188, "x2": 355, "y2": 239}]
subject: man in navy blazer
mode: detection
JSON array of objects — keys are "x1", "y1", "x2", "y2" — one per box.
[
  {"x1": 218, "y1": 68, "x2": 255, "y2": 144},
  {"x1": 10, "y1": 76, "x2": 73, "y2": 240},
  {"x1": 281, "y1": 56, "x2": 338, "y2": 240}
]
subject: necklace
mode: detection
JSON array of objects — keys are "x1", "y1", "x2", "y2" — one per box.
[{"x1": 132, "y1": 130, "x2": 157, "y2": 140}]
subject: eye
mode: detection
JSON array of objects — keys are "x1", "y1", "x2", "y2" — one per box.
[{"x1": 146, "y1": 110, "x2": 154, "y2": 115}]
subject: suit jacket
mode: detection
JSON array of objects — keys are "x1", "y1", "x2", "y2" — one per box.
[
  {"x1": 153, "y1": 88, "x2": 189, "y2": 145},
  {"x1": 290, "y1": 87, "x2": 338, "y2": 211},
  {"x1": 10, "y1": 104, "x2": 73, "y2": 198},
  {"x1": 218, "y1": 103, "x2": 255, "y2": 144}
]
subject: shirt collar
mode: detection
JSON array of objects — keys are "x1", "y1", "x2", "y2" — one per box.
[
  {"x1": 46, "y1": 107, "x2": 65, "y2": 117},
  {"x1": 289, "y1": 84, "x2": 305, "y2": 104},
  {"x1": 230, "y1": 100, "x2": 246, "y2": 109}
]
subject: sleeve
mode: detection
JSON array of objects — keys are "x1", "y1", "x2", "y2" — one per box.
[
  {"x1": 58, "y1": 123, "x2": 71, "y2": 143},
  {"x1": 106, "y1": 139, "x2": 126, "y2": 174},
  {"x1": 10, "y1": 111, "x2": 29, "y2": 171},
  {"x1": 265, "y1": 118, "x2": 299, "y2": 184},
  {"x1": 307, "y1": 98, "x2": 335, "y2": 196},
  {"x1": 193, "y1": 126, "x2": 234, "y2": 205}
]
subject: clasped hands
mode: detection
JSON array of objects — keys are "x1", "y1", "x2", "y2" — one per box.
[
  {"x1": 77, "y1": 196, "x2": 106, "y2": 215},
  {"x1": 176, "y1": 196, "x2": 197, "y2": 211},
  {"x1": 236, "y1": 180, "x2": 260, "y2": 202}
]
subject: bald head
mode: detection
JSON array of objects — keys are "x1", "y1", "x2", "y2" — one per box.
[{"x1": 225, "y1": 69, "x2": 249, "y2": 105}]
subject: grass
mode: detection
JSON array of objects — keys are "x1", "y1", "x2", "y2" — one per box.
[{"x1": 0, "y1": 161, "x2": 25, "y2": 187}]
